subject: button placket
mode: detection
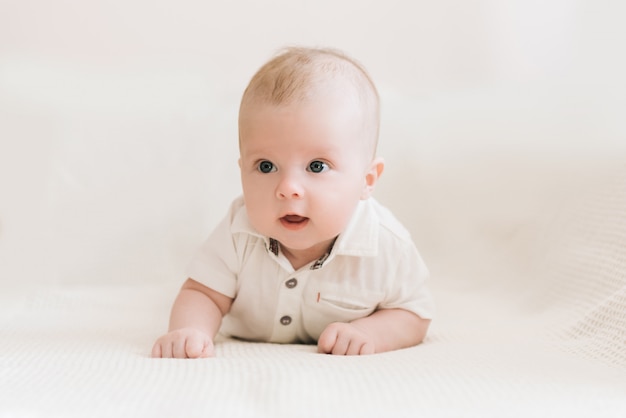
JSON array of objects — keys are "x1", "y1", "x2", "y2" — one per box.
[
  {"x1": 279, "y1": 278, "x2": 297, "y2": 326},
  {"x1": 270, "y1": 271, "x2": 309, "y2": 341}
]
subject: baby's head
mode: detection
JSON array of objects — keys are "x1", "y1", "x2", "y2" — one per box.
[
  {"x1": 237, "y1": 47, "x2": 384, "y2": 264},
  {"x1": 239, "y1": 47, "x2": 380, "y2": 160}
]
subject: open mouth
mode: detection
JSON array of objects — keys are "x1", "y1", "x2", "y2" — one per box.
[{"x1": 280, "y1": 215, "x2": 309, "y2": 230}]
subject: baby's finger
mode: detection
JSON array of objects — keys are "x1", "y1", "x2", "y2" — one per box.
[
  {"x1": 151, "y1": 343, "x2": 162, "y2": 358},
  {"x1": 172, "y1": 337, "x2": 188, "y2": 358},
  {"x1": 345, "y1": 339, "x2": 364, "y2": 356},
  {"x1": 359, "y1": 342, "x2": 375, "y2": 355},
  {"x1": 317, "y1": 325, "x2": 339, "y2": 354},
  {"x1": 185, "y1": 337, "x2": 206, "y2": 359},
  {"x1": 331, "y1": 333, "x2": 350, "y2": 355},
  {"x1": 159, "y1": 340, "x2": 174, "y2": 358}
]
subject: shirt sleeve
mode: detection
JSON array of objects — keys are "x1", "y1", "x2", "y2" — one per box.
[
  {"x1": 379, "y1": 242, "x2": 435, "y2": 320},
  {"x1": 184, "y1": 202, "x2": 241, "y2": 299}
]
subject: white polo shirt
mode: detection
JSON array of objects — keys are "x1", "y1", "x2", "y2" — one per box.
[{"x1": 186, "y1": 196, "x2": 434, "y2": 344}]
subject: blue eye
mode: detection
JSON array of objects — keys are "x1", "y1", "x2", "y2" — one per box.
[
  {"x1": 258, "y1": 160, "x2": 276, "y2": 173},
  {"x1": 308, "y1": 160, "x2": 329, "y2": 173}
]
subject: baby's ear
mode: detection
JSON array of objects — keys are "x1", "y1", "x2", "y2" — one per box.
[{"x1": 361, "y1": 157, "x2": 385, "y2": 199}]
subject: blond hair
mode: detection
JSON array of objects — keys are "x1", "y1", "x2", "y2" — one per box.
[{"x1": 238, "y1": 47, "x2": 380, "y2": 156}]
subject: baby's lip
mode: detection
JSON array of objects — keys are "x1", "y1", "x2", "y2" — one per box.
[
  {"x1": 282, "y1": 214, "x2": 308, "y2": 223},
  {"x1": 280, "y1": 214, "x2": 309, "y2": 230}
]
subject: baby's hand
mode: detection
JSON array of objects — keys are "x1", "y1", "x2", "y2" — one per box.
[
  {"x1": 317, "y1": 322, "x2": 376, "y2": 355},
  {"x1": 151, "y1": 328, "x2": 215, "y2": 359}
]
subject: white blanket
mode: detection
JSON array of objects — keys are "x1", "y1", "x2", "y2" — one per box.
[{"x1": 2, "y1": 1, "x2": 626, "y2": 416}]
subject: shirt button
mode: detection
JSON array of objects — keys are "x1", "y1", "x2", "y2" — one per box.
[
  {"x1": 285, "y1": 278, "x2": 298, "y2": 289},
  {"x1": 280, "y1": 315, "x2": 292, "y2": 326}
]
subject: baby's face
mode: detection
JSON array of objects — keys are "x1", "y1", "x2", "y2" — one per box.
[{"x1": 239, "y1": 94, "x2": 375, "y2": 260}]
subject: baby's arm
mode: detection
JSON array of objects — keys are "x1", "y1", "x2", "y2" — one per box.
[
  {"x1": 152, "y1": 278, "x2": 233, "y2": 358},
  {"x1": 317, "y1": 308, "x2": 430, "y2": 355}
]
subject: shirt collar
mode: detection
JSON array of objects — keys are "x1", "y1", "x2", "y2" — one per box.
[
  {"x1": 230, "y1": 198, "x2": 380, "y2": 263},
  {"x1": 331, "y1": 198, "x2": 379, "y2": 257}
]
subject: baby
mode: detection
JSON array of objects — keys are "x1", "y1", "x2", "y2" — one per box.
[{"x1": 152, "y1": 47, "x2": 434, "y2": 358}]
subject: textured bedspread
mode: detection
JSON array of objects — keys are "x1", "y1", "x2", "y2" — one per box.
[{"x1": 2, "y1": 2, "x2": 626, "y2": 413}]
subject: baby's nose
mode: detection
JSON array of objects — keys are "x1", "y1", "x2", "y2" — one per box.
[{"x1": 276, "y1": 174, "x2": 304, "y2": 199}]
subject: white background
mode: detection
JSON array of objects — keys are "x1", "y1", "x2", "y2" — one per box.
[{"x1": 1, "y1": 0, "x2": 625, "y2": 289}]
